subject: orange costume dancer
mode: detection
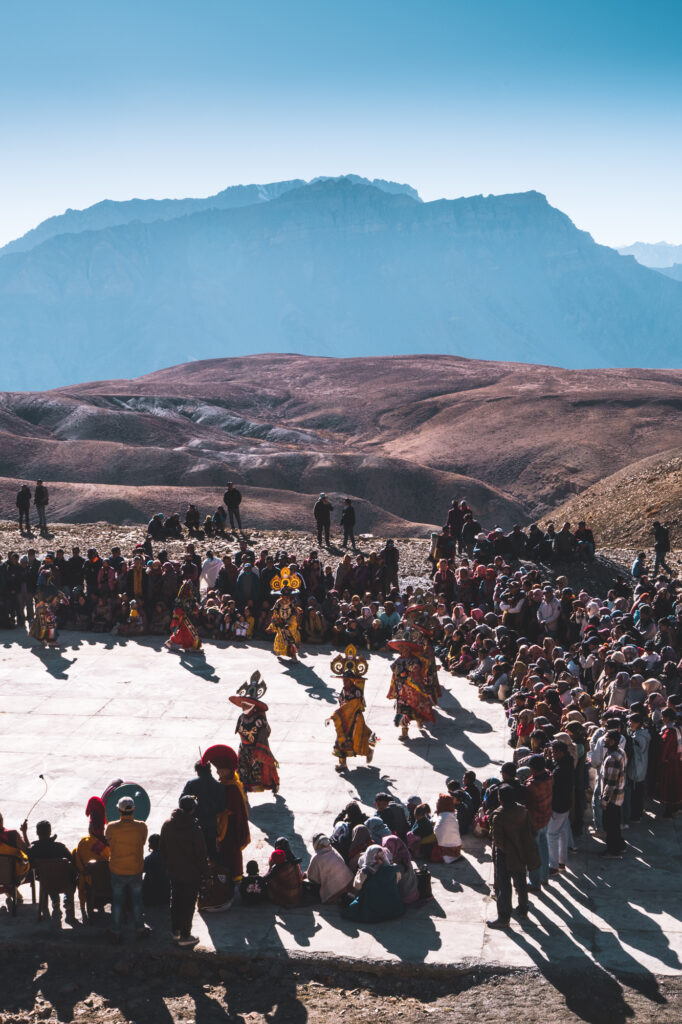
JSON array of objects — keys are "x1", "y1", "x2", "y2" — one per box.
[
  {"x1": 267, "y1": 567, "x2": 302, "y2": 660},
  {"x1": 199, "y1": 745, "x2": 250, "y2": 911},
  {"x1": 73, "y1": 797, "x2": 110, "y2": 906},
  {"x1": 326, "y1": 645, "x2": 376, "y2": 773},
  {"x1": 165, "y1": 582, "x2": 202, "y2": 653}
]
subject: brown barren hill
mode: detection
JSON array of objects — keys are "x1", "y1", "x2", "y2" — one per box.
[
  {"x1": 1, "y1": 354, "x2": 681, "y2": 528},
  {"x1": 548, "y1": 449, "x2": 682, "y2": 547}
]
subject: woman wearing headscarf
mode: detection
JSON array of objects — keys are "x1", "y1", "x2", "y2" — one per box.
[
  {"x1": 341, "y1": 845, "x2": 405, "y2": 923},
  {"x1": 347, "y1": 824, "x2": 372, "y2": 870},
  {"x1": 365, "y1": 816, "x2": 393, "y2": 844},
  {"x1": 382, "y1": 835, "x2": 419, "y2": 904},
  {"x1": 305, "y1": 834, "x2": 353, "y2": 904},
  {"x1": 605, "y1": 671, "x2": 630, "y2": 710},
  {"x1": 265, "y1": 838, "x2": 303, "y2": 907}
]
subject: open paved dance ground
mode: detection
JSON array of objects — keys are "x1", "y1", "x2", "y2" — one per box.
[{"x1": 1, "y1": 632, "x2": 681, "y2": 983}]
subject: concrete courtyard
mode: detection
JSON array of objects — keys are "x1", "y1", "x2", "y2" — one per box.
[{"x1": 1, "y1": 631, "x2": 680, "y2": 982}]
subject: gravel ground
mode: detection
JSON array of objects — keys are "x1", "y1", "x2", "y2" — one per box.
[
  {"x1": 1, "y1": 518, "x2": 678, "y2": 599},
  {"x1": 0, "y1": 944, "x2": 680, "y2": 1024}
]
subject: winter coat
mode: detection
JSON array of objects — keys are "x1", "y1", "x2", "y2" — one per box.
[{"x1": 159, "y1": 810, "x2": 209, "y2": 883}]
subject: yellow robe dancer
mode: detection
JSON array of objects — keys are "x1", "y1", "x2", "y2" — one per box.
[
  {"x1": 327, "y1": 645, "x2": 377, "y2": 773},
  {"x1": 267, "y1": 567, "x2": 302, "y2": 660}
]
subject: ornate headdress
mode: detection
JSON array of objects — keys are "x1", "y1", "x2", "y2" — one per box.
[
  {"x1": 331, "y1": 644, "x2": 368, "y2": 680},
  {"x1": 229, "y1": 670, "x2": 269, "y2": 712},
  {"x1": 270, "y1": 566, "x2": 302, "y2": 596}
]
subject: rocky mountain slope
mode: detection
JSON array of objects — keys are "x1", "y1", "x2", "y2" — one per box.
[
  {"x1": 548, "y1": 448, "x2": 682, "y2": 548},
  {"x1": 1, "y1": 354, "x2": 681, "y2": 529},
  {"x1": 2, "y1": 179, "x2": 682, "y2": 390}
]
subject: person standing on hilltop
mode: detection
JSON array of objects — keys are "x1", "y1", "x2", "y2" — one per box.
[
  {"x1": 34, "y1": 479, "x2": 49, "y2": 536},
  {"x1": 16, "y1": 484, "x2": 31, "y2": 534},
  {"x1": 313, "y1": 493, "x2": 334, "y2": 547},
  {"x1": 341, "y1": 498, "x2": 357, "y2": 552},
  {"x1": 223, "y1": 482, "x2": 243, "y2": 536},
  {"x1": 652, "y1": 521, "x2": 672, "y2": 576}
]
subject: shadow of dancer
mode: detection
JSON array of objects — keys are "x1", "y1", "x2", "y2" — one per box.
[{"x1": 281, "y1": 659, "x2": 337, "y2": 704}]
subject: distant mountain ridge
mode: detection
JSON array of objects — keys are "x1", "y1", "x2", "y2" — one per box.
[
  {"x1": 1, "y1": 176, "x2": 682, "y2": 390},
  {"x1": 1, "y1": 175, "x2": 420, "y2": 256},
  {"x1": 618, "y1": 241, "x2": 682, "y2": 268}
]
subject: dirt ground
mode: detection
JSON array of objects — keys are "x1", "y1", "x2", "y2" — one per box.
[{"x1": 0, "y1": 944, "x2": 680, "y2": 1024}]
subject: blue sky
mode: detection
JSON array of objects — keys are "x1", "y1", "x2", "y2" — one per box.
[{"x1": 1, "y1": 0, "x2": 680, "y2": 247}]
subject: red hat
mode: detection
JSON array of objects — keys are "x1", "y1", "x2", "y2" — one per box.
[
  {"x1": 229, "y1": 695, "x2": 268, "y2": 713},
  {"x1": 201, "y1": 744, "x2": 238, "y2": 771}
]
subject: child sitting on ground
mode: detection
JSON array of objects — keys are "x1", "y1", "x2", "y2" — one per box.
[
  {"x1": 407, "y1": 803, "x2": 437, "y2": 860},
  {"x1": 239, "y1": 860, "x2": 267, "y2": 906}
]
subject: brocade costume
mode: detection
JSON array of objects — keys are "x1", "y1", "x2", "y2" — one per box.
[
  {"x1": 230, "y1": 672, "x2": 280, "y2": 793},
  {"x1": 267, "y1": 567, "x2": 302, "y2": 660},
  {"x1": 166, "y1": 582, "x2": 202, "y2": 652},
  {"x1": 328, "y1": 645, "x2": 376, "y2": 771}
]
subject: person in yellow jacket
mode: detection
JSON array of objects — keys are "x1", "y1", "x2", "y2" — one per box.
[{"x1": 105, "y1": 796, "x2": 149, "y2": 942}]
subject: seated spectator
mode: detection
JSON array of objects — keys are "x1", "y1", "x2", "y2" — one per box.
[
  {"x1": 341, "y1": 845, "x2": 405, "y2": 923},
  {"x1": 434, "y1": 794, "x2": 463, "y2": 863},
  {"x1": 26, "y1": 819, "x2": 76, "y2": 919},
  {"x1": 305, "y1": 834, "x2": 353, "y2": 904},
  {"x1": 382, "y1": 835, "x2": 419, "y2": 904},
  {"x1": 265, "y1": 839, "x2": 303, "y2": 907},
  {"x1": 374, "y1": 792, "x2": 408, "y2": 841},
  {"x1": 240, "y1": 860, "x2": 267, "y2": 906}
]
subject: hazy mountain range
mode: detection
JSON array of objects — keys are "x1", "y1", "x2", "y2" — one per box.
[
  {"x1": 617, "y1": 241, "x2": 682, "y2": 269},
  {"x1": 1, "y1": 175, "x2": 682, "y2": 390}
]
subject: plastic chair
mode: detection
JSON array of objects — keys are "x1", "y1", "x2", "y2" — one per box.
[
  {"x1": 81, "y1": 860, "x2": 112, "y2": 924},
  {"x1": 33, "y1": 858, "x2": 76, "y2": 920}
]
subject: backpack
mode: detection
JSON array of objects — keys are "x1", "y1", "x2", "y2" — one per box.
[{"x1": 416, "y1": 865, "x2": 432, "y2": 900}]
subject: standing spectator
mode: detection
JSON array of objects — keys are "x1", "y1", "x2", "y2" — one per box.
[
  {"x1": 574, "y1": 521, "x2": 596, "y2": 560},
  {"x1": 380, "y1": 539, "x2": 399, "y2": 591},
  {"x1": 182, "y1": 760, "x2": 227, "y2": 858},
  {"x1": 626, "y1": 713, "x2": 650, "y2": 824},
  {"x1": 64, "y1": 547, "x2": 86, "y2": 592},
  {"x1": 16, "y1": 485, "x2": 31, "y2": 534},
  {"x1": 105, "y1": 796, "x2": 149, "y2": 942},
  {"x1": 537, "y1": 585, "x2": 561, "y2": 638},
  {"x1": 524, "y1": 754, "x2": 553, "y2": 891},
  {"x1": 488, "y1": 785, "x2": 540, "y2": 929},
  {"x1": 223, "y1": 482, "x2": 243, "y2": 535},
  {"x1": 652, "y1": 521, "x2": 672, "y2": 576},
  {"x1": 340, "y1": 498, "x2": 357, "y2": 552},
  {"x1": 658, "y1": 707, "x2": 682, "y2": 818},
  {"x1": 547, "y1": 740, "x2": 574, "y2": 876},
  {"x1": 599, "y1": 729, "x2": 627, "y2": 857},
  {"x1": 200, "y1": 550, "x2": 222, "y2": 592},
  {"x1": 160, "y1": 794, "x2": 209, "y2": 947},
  {"x1": 142, "y1": 834, "x2": 170, "y2": 907},
  {"x1": 34, "y1": 479, "x2": 49, "y2": 535},
  {"x1": 313, "y1": 493, "x2": 333, "y2": 547}
]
